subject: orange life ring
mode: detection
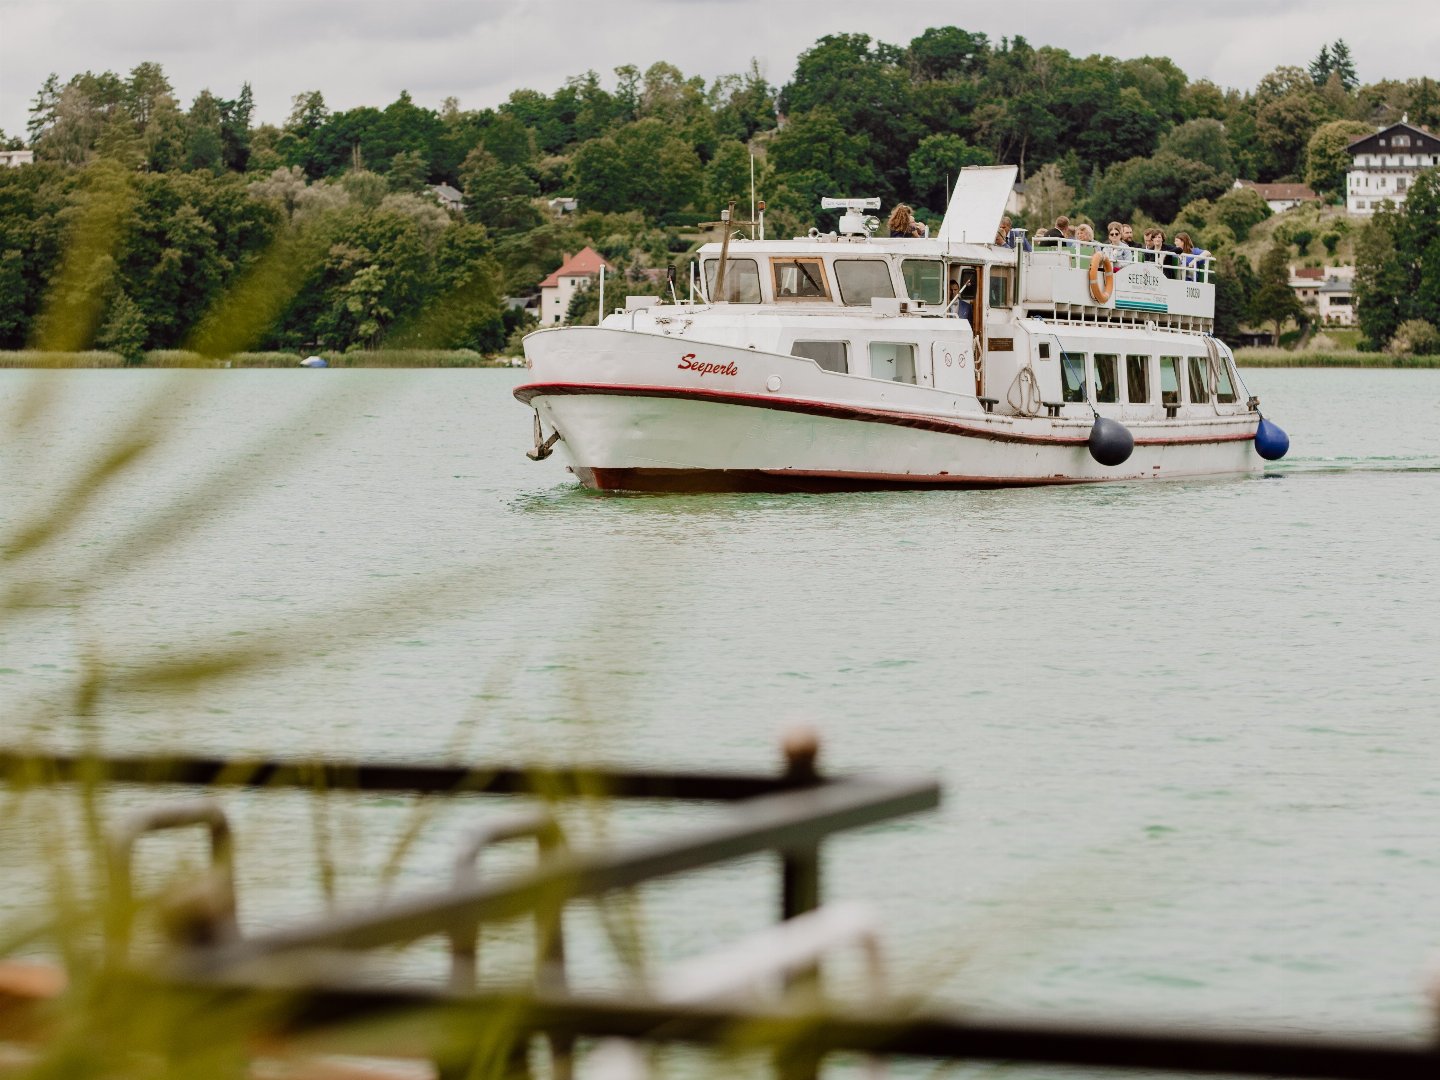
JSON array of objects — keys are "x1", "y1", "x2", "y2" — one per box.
[{"x1": 1088, "y1": 250, "x2": 1115, "y2": 303}]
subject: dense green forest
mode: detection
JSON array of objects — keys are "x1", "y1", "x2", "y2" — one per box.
[{"x1": 2, "y1": 30, "x2": 1439, "y2": 358}]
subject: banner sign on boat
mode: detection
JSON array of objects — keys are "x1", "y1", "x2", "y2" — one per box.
[{"x1": 1113, "y1": 264, "x2": 1170, "y2": 314}]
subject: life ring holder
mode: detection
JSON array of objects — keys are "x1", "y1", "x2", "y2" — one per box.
[{"x1": 1088, "y1": 250, "x2": 1115, "y2": 303}]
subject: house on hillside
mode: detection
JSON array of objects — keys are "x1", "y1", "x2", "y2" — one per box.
[
  {"x1": 547, "y1": 197, "x2": 578, "y2": 216},
  {"x1": 429, "y1": 183, "x2": 465, "y2": 213},
  {"x1": 0, "y1": 150, "x2": 34, "y2": 168},
  {"x1": 1289, "y1": 265, "x2": 1356, "y2": 326},
  {"x1": 1346, "y1": 118, "x2": 1439, "y2": 215},
  {"x1": 1232, "y1": 179, "x2": 1321, "y2": 213},
  {"x1": 538, "y1": 247, "x2": 615, "y2": 325}
]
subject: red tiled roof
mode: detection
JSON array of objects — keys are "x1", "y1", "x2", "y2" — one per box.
[
  {"x1": 1237, "y1": 180, "x2": 1320, "y2": 201},
  {"x1": 538, "y1": 246, "x2": 614, "y2": 289}
]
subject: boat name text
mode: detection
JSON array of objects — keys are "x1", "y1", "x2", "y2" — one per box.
[{"x1": 678, "y1": 353, "x2": 738, "y2": 377}]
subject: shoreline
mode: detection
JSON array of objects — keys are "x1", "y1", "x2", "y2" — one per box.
[{"x1": 1, "y1": 350, "x2": 1436, "y2": 370}]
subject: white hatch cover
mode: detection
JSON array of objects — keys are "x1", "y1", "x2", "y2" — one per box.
[{"x1": 937, "y1": 165, "x2": 1019, "y2": 245}]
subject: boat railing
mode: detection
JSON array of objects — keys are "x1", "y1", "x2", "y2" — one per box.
[{"x1": 1031, "y1": 236, "x2": 1214, "y2": 283}]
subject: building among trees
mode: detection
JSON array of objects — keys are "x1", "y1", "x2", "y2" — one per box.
[
  {"x1": 538, "y1": 247, "x2": 614, "y2": 325},
  {"x1": 1289, "y1": 265, "x2": 1356, "y2": 326},
  {"x1": 1346, "y1": 119, "x2": 1440, "y2": 215},
  {"x1": 1231, "y1": 179, "x2": 1320, "y2": 214}
]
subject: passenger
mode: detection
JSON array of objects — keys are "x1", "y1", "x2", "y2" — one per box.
[
  {"x1": 1105, "y1": 221, "x2": 1132, "y2": 264},
  {"x1": 1054, "y1": 215, "x2": 1074, "y2": 239},
  {"x1": 1120, "y1": 223, "x2": 1139, "y2": 248},
  {"x1": 1174, "y1": 232, "x2": 1211, "y2": 282},
  {"x1": 1143, "y1": 227, "x2": 1178, "y2": 278},
  {"x1": 888, "y1": 204, "x2": 927, "y2": 238},
  {"x1": 947, "y1": 276, "x2": 974, "y2": 320},
  {"x1": 1072, "y1": 222, "x2": 1097, "y2": 268},
  {"x1": 996, "y1": 215, "x2": 1032, "y2": 252}
]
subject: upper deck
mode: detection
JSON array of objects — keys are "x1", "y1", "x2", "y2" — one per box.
[{"x1": 691, "y1": 233, "x2": 1216, "y2": 333}]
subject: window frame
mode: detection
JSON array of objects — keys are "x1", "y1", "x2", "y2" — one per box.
[
  {"x1": 701, "y1": 257, "x2": 762, "y2": 304},
  {"x1": 770, "y1": 256, "x2": 832, "y2": 302},
  {"x1": 791, "y1": 340, "x2": 850, "y2": 374},
  {"x1": 832, "y1": 258, "x2": 896, "y2": 307},
  {"x1": 1060, "y1": 350, "x2": 1086, "y2": 403},
  {"x1": 867, "y1": 340, "x2": 918, "y2": 384},
  {"x1": 1159, "y1": 356, "x2": 1181, "y2": 406},
  {"x1": 1186, "y1": 354, "x2": 1211, "y2": 404},
  {"x1": 1093, "y1": 353, "x2": 1120, "y2": 404},
  {"x1": 900, "y1": 258, "x2": 945, "y2": 306},
  {"x1": 987, "y1": 267, "x2": 1015, "y2": 308},
  {"x1": 1125, "y1": 354, "x2": 1150, "y2": 405}
]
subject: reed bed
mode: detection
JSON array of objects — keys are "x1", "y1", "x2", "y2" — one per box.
[{"x1": 1234, "y1": 349, "x2": 1440, "y2": 368}]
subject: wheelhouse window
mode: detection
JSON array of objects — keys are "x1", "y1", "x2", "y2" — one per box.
[
  {"x1": 834, "y1": 259, "x2": 895, "y2": 306},
  {"x1": 792, "y1": 340, "x2": 848, "y2": 374},
  {"x1": 1187, "y1": 355, "x2": 1211, "y2": 403},
  {"x1": 1126, "y1": 354, "x2": 1150, "y2": 403},
  {"x1": 702, "y1": 258, "x2": 761, "y2": 304},
  {"x1": 1214, "y1": 355, "x2": 1238, "y2": 403},
  {"x1": 900, "y1": 259, "x2": 944, "y2": 306},
  {"x1": 1093, "y1": 354, "x2": 1119, "y2": 403},
  {"x1": 771, "y1": 257, "x2": 830, "y2": 301},
  {"x1": 988, "y1": 267, "x2": 1014, "y2": 308},
  {"x1": 869, "y1": 342, "x2": 916, "y2": 384},
  {"x1": 1061, "y1": 351, "x2": 1086, "y2": 403},
  {"x1": 1159, "y1": 356, "x2": 1180, "y2": 406}
]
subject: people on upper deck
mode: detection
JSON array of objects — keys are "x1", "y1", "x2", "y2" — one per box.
[
  {"x1": 1174, "y1": 232, "x2": 1211, "y2": 282},
  {"x1": 1054, "y1": 215, "x2": 1075, "y2": 239},
  {"x1": 994, "y1": 215, "x2": 1032, "y2": 252},
  {"x1": 1070, "y1": 222, "x2": 1098, "y2": 267},
  {"x1": 1105, "y1": 221, "x2": 1133, "y2": 264},
  {"x1": 1143, "y1": 228, "x2": 1179, "y2": 278},
  {"x1": 1120, "y1": 223, "x2": 1138, "y2": 248},
  {"x1": 888, "y1": 204, "x2": 928, "y2": 238}
]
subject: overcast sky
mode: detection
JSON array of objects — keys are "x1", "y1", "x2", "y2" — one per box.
[{"x1": 2, "y1": 0, "x2": 1437, "y2": 142}]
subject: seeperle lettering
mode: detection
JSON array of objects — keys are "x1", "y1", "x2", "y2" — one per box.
[{"x1": 677, "y1": 353, "x2": 738, "y2": 377}]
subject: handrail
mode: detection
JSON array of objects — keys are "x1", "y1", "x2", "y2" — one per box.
[{"x1": 1030, "y1": 237, "x2": 1214, "y2": 282}]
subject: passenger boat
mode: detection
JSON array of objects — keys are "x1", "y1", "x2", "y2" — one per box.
[{"x1": 514, "y1": 166, "x2": 1288, "y2": 492}]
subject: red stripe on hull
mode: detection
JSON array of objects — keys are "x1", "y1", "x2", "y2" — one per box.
[
  {"x1": 516, "y1": 382, "x2": 1257, "y2": 448},
  {"x1": 579, "y1": 467, "x2": 1107, "y2": 494}
]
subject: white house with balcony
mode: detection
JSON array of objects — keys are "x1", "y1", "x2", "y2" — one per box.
[
  {"x1": 1347, "y1": 119, "x2": 1439, "y2": 215},
  {"x1": 0, "y1": 149, "x2": 34, "y2": 168}
]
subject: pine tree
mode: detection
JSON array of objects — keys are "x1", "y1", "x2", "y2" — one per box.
[
  {"x1": 27, "y1": 73, "x2": 62, "y2": 145},
  {"x1": 1330, "y1": 40, "x2": 1358, "y2": 91},
  {"x1": 1308, "y1": 44, "x2": 1332, "y2": 86}
]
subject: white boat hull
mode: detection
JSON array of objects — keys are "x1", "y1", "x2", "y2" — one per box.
[{"x1": 517, "y1": 328, "x2": 1262, "y2": 493}]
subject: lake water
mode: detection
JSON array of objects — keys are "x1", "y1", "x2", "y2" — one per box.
[{"x1": 3, "y1": 367, "x2": 1440, "y2": 1074}]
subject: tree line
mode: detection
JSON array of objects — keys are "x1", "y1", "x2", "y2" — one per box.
[{"x1": 2, "y1": 31, "x2": 1438, "y2": 357}]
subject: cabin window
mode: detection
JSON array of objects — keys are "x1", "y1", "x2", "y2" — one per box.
[
  {"x1": 988, "y1": 268, "x2": 1014, "y2": 307},
  {"x1": 1093, "y1": 354, "x2": 1119, "y2": 403},
  {"x1": 771, "y1": 257, "x2": 830, "y2": 301},
  {"x1": 1187, "y1": 356, "x2": 1211, "y2": 403},
  {"x1": 702, "y1": 258, "x2": 761, "y2": 304},
  {"x1": 1061, "y1": 350, "x2": 1086, "y2": 403},
  {"x1": 834, "y1": 260, "x2": 895, "y2": 306},
  {"x1": 792, "y1": 340, "x2": 848, "y2": 374},
  {"x1": 869, "y1": 342, "x2": 916, "y2": 384},
  {"x1": 1159, "y1": 356, "x2": 1180, "y2": 406},
  {"x1": 1215, "y1": 355, "x2": 1238, "y2": 403},
  {"x1": 1126, "y1": 355, "x2": 1150, "y2": 403},
  {"x1": 900, "y1": 259, "x2": 944, "y2": 305}
]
